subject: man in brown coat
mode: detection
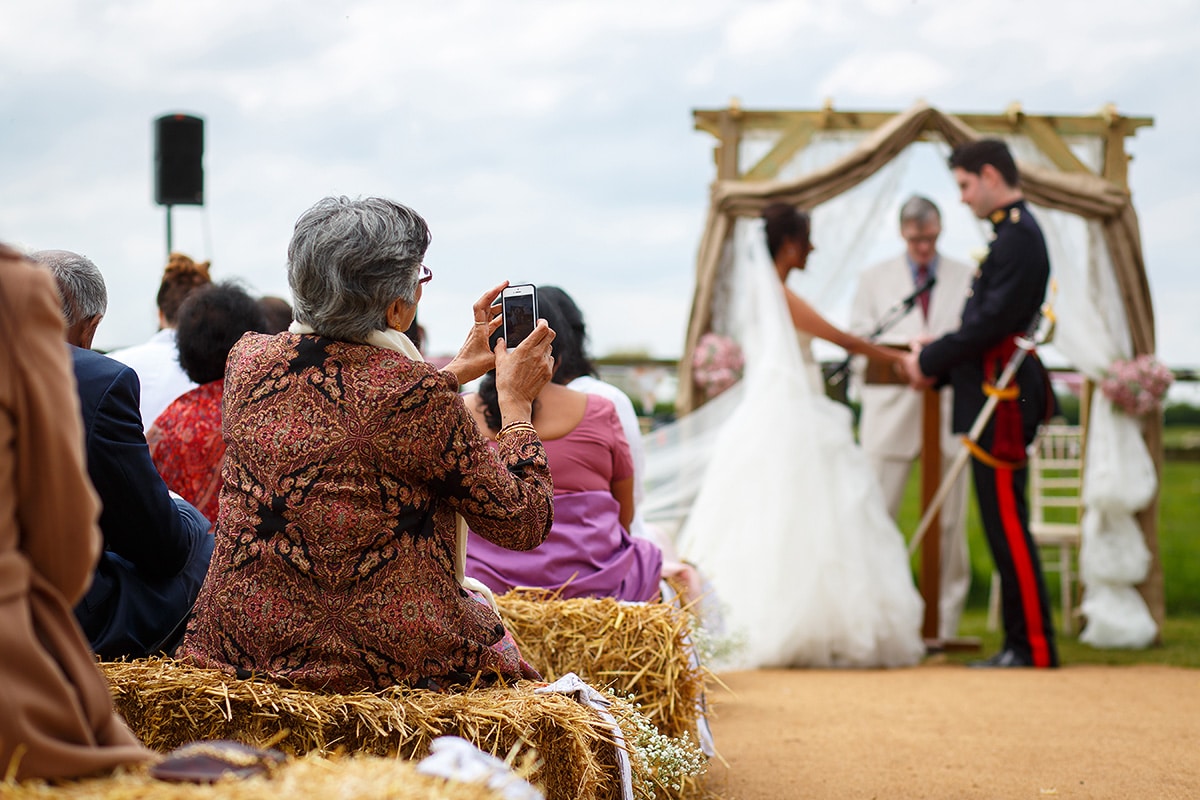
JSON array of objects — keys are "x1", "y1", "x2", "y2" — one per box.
[{"x1": 0, "y1": 244, "x2": 150, "y2": 781}]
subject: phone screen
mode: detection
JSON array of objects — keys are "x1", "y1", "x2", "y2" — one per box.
[{"x1": 503, "y1": 285, "x2": 537, "y2": 347}]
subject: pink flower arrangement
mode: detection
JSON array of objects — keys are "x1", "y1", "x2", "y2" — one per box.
[
  {"x1": 1098, "y1": 354, "x2": 1174, "y2": 417},
  {"x1": 692, "y1": 332, "x2": 744, "y2": 398}
]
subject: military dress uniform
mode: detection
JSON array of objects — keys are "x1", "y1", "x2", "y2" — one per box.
[{"x1": 918, "y1": 199, "x2": 1058, "y2": 668}]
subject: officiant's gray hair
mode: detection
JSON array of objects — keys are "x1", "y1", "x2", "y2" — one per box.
[{"x1": 898, "y1": 196, "x2": 940, "y2": 227}]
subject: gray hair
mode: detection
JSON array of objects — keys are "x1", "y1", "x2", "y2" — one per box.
[
  {"x1": 287, "y1": 196, "x2": 429, "y2": 342},
  {"x1": 898, "y1": 195, "x2": 941, "y2": 227},
  {"x1": 31, "y1": 249, "x2": 108, "y2": 325}
]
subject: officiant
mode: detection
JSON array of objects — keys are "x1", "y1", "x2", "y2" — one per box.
[{"x1": 849, "y1": 195, "x2": 974, "y2": 639}]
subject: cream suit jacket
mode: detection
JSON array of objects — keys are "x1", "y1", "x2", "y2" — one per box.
[{"x1": 850, "y1": 253, "x2": 975, "y2": 460}]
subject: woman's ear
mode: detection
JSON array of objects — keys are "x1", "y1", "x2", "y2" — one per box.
[{"x1": 386, "y1": 297, "x2": 417, "y2": 332}]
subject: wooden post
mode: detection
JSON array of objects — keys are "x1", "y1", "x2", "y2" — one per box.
[
  {"x1": 919, "y1": 386, "x2": 980, "y2": 652},
  {"x1": 919, "y1": 387, "x2": 942, "y2": 642}
]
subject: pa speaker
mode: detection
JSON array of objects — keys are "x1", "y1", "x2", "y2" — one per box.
[{"x1": 154, "y1": 114, "x2": 204, "y2": 206}]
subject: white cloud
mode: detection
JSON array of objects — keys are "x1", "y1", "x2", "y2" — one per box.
[
  {"x1": 1141, "y1": 191, "x2": 1200, "y2": 250},
  {"x1": 1152, "y1": 288, "x2": 1200, "y2": 368},
  {"x1": 722, "y1": 1, "x2": 817, "y2": 60},
  {"x1": 818, "y1": 51, "x2": 950, "y2": 100},
  {"x1": 2, "y1": 0, "x2": 1198, "y2": 369}
]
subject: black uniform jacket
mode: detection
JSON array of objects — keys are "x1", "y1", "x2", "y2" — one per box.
[{"x1": 918, "y1": 199, "x2": 1051, "y2": 442}]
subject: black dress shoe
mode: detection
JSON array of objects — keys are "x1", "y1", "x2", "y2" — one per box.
[{"x1": 967, "y1": 648, "x2": 1031, "y2": 668}]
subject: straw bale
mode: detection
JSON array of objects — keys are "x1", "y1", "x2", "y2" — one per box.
[
  {"x1": 100, "y1": 659, "x2": 627, "y2": 800},
  {"x1": 496, "y1": 591, "x2": 709, "y2": 741},
  {"x1": 0, "y1": 752, "x2": 516, "y2": 800}
]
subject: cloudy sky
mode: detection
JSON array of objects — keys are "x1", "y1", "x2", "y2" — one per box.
[{"x1": 3, "y1": 0, "x2": 1197, "y2": 368}]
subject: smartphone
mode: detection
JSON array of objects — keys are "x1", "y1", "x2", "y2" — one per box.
[{"x1": 501, "y1": 283, "x2": 537, "y2": 347}]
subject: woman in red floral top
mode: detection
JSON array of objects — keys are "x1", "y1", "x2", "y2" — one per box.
[
  {"x1": 178, "y1": 197, "x2": 557, "y2": 692},
  {"x1": 148, "y1": 283, "x2": 268, "y2": 525}
]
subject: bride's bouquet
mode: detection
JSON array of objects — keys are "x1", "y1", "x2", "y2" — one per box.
[
  {"x1": 1098, "y1": 354, "x2": 1174, "y2": 417},
  {"x1": 692, "y1": 332, "x2": 744, "y2": 398}
]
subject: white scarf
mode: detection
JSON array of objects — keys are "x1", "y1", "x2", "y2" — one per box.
[{"x1": 288, "y1": 322, "x2": 499, "y2": 613}]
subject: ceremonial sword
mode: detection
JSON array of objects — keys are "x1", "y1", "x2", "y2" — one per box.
[{"x1": 906, "y1": 297, "x2": 1057, "y2": 557}]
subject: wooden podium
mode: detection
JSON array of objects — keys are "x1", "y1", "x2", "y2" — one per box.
[{"x1": 863, "y1": 355, "x2": 980, "y2": 653}]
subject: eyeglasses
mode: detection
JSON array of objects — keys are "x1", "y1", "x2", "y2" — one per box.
[{"x1": 419, "y1": 264, "x2": 433, "y2": 285}]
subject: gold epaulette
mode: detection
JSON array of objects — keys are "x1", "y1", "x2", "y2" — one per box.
[{"x1": 989, "y1": 206, "x2": 1022, "y2": 225}]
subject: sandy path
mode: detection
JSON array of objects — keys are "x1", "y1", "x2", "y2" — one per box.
[{"x1": 700, "y1": 664, "x2": 1199, "y2": 799}]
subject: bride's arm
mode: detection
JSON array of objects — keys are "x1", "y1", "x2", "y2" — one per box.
[{"x1": 783, "y1": 287, "x2": 907, "y2": 364}]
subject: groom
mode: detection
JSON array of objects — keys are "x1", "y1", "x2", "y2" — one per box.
[{"x1": 901, "y1": 139, "x2": 1058, "y2": 669}]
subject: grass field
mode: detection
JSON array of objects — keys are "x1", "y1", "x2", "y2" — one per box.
[{"x1": 896, "y1": 456, "x2": 1200, "y2": 662}]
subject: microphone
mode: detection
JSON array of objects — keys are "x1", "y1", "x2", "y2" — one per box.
[
  {"x1": 901, "y1": 273, "x2": 937, "y2": 308},
  {"x1": 826, "y1": 274, "x2": 938, "y2": 387}
]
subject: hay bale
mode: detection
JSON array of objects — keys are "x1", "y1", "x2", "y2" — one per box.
[
  {"x1": 101, "y1": 659, "x2": 623, "y2": 800},
  {"x1": 3, "y1": 752, "x2": 516, "y2": 799},
  {"x1": 496, "y1": 591, "x2": 708, "y2": 741}
]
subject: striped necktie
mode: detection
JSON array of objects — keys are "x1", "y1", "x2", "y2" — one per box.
[{"x1": 916, "y1": 263, "x2": 930, "y2": 319}]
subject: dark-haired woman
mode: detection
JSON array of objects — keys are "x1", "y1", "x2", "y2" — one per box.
[
  {"x1": 148, "y1": 282, "x2": 268, "y2": 524},
  {"x1": 464, "y1": 287, "x2": 692, "y2": 603},
  {"x1": 658, "y1": 203, "x2": 925, "y2": 669}
]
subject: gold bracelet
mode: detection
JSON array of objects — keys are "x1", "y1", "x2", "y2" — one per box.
[{"x1": 496, "y1": 421, "x2": 537, "y2": 442}]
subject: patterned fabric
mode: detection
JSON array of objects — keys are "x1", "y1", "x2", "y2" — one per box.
[
  {"x1": 147, "y1": 380, "x2": 226, "y2": 524},
  {"x1": 178, "y1": 333, "x2": 552, "y2": 692}
]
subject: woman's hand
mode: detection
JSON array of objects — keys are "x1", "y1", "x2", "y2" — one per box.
[
  {"x1": 900, "y1": 345, "x2": 935, "y2": 389},
  {"x1": 494, "y1": 320, "x2": 556, "y2": 425},
  {"x1": 444, "y1": 282, "x2": 506, "y2": 386}
]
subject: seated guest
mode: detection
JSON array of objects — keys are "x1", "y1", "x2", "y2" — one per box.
[
  {"x1": 257, "y1": 294, "x2": 294, "y2": 334},
  {"x1": 537, "y1": 285, "x2": 703, "y2": 602},
  {"x1": 108, "y1": 252, "x2": 212, "y2": 427},
  {"x1": 179, "y1": 196, "x2": 556, "y2": 692},
  {"x1": 464, "y1": 288, "x2": 671, "y2": 603},
  {"x1": 537, "y1": 286, "x2": 655, "y2": 539},
  {"x1": 148, "y1": 283, "x2": 268, "y2": 524},
  {"x1": 35, "y1": 250, "x2": 214, "y2": 659},
  {"x1": 0, "y1": 245, "x2": 151, "y2": 780}
]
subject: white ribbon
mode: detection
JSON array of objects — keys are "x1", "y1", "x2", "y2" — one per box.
[
  {"x1": 535, "y1": 673, "x2": 634, "y2": 800},
  {"x1": 416, "y1": 736, "x2": 543, "y2": 800}
]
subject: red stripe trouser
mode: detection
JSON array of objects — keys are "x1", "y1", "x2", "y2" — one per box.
[{"x1": 971, "y1": 455, "x2": 1059, "y2": 667}]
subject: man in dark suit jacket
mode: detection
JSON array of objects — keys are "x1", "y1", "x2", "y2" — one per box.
[
  {"x1": 900, "y1": 141, "x2": 1058, "y2": 669},
  {"x1": 36, "y1": 250, "x2": 213, "y2": 659}
]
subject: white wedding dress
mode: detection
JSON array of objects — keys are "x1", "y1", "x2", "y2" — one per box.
[{"x1": 644, "y1": 228, "x2": 925, "y2": 670}]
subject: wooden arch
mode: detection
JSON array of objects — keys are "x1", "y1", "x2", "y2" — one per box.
[{"x1": 680, "y1": 100, "x2": 1164, "y2": 629}]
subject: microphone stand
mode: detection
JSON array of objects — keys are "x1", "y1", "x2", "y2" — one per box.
[{"x1": 827, "y1": 276, "x2": 935, "y2": 386}]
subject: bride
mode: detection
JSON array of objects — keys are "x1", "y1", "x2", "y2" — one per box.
[{"x1": 646, "y1": 203, "x2": 926, "y2": 669}]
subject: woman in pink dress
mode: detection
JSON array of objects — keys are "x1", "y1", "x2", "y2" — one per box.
[{"x1": 464, "y1": 288, "x2": 673, "y2": 602}]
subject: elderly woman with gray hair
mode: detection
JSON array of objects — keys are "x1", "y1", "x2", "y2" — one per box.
[{"x1": 179, "y1": 196, "x2": 556, "y2": 692}]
